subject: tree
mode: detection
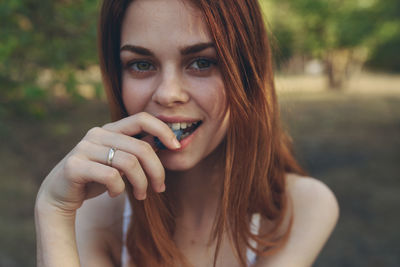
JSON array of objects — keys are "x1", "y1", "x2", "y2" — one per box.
[{"x1": 261, "y1": 0, "x2": 385, "y2": 89}]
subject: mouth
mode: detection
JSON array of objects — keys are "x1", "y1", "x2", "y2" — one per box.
[
  {"x1": 166, "y1": 121, "x2": 202, "y2": 140},
  {"x1": 154, "y1": 120, "x2": 202, "y2": 150}
]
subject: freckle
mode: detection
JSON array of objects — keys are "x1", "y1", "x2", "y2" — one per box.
[{"x1": 190, "y1": 240, "x2": 196, "y2": 245}]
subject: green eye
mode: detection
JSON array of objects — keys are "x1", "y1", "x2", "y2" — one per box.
[
  {"x1": 131, "y1": 61, "x2": 155, "y2": 71},
  {"x1": 190, "y1": 58, "x2": 215, "y2": 70},
  {"x1": 196, "y1": 59, "x2": 211, "y2": 69}
]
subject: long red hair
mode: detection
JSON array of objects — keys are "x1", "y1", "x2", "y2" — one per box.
[{"x1": 98, "y1": 0, "x2": 305, "y2": 266}]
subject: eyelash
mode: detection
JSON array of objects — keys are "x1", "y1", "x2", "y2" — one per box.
[
  {"x1": 125, "y1": 57, "x2": 217, "y2": 74},
  {"x1": 127, "y1": 61, "x2": 156, "y2": 73},
  {"x1": 188, "y1": 57, "x2": 217, "y2": 72}
]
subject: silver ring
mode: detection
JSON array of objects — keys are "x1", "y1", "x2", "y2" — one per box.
[{"x1": 107, "y1": 147, "x2": 116, "y2": 166}]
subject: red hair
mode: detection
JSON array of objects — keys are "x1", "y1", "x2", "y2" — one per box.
[{"x1": 98, "y1": 0, "x2": 305, "y2": 266}]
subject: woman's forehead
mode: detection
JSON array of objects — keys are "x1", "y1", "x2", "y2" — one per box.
[{"x1": 121, "y1": 0, "x2": 212, "y2": 48}]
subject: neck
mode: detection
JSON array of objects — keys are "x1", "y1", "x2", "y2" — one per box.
[{"x1": 166, "y1": 146, "x2": 225, "y2": 230}]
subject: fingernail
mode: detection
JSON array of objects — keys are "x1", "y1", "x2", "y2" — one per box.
[
  {"x1": 172, "y1": 138, "x2": 181, "y2": 148},
  {"x1": 159, "y1": 183, "x2": 166, "y2": 192}
]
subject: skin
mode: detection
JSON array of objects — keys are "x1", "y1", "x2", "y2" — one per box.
[{"x1": 35, "y1": 0, "x2": 339, "y2": 266}]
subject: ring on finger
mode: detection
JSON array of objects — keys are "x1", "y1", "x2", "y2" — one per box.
[{"x1": 107, "y1": 147, "x2": 117, "y2": 167}]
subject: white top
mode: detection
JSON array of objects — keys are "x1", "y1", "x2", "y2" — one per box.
[{"x1": 121, "y1": 197, "x2": 261, "y2": 266}]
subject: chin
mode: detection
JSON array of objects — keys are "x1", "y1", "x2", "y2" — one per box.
[
  {"x1": 159, "y1": 144, "x2": 224, "y2": 173},
  {"x1": 160, "y1": 156, "x2": 198, "y2": 172}
]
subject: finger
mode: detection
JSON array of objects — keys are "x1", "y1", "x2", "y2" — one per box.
[
  {"x1": 101, "y1": 112, "x2": 181, "y2": 150},
  {"x1": 75, "y1": 140, "x2": 161, "y2": 197},
  {"x1": 127, "y1": 133, "x2": 159, "y2": 152},
  {"x1": 110, "y1": 150, "x2": 149, "y2": 200},
  {"x1": 78, "y1": 133, "x2": 166, "y2": 193},
  {"x1": 64, "y1": 156, "x2": 125, "y2": 198},
  {"x1": 141, "y1": 134, "x2": 159, "y2": 152}
]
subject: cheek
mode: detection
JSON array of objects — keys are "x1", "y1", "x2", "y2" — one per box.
[
  {"x1": 122, "y1": 78, "x2": 153, "y2": 115},
  {"x1": 192, "y1": 77, "x2": 227, "y2": 120},
  {"x1": 208, "y1": 80, "x2": 229, "y2": 143}
]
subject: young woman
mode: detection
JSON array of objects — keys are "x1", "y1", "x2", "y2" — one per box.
[{"x1": 35, "y1": 0, "x2": 339, "y2": 266}]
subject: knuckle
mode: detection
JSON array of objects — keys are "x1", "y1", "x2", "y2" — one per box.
[
  {"x1": 75, "y1": 139, "x2": 90, "y2": 152},
  {"x1": 139, "y1": 141, "x2": 153, "y2": 154},
  {"x1": 137, "y1": 112, "x2": 149, "y2": 121},
  {"x1": 86, "y1": 127, "x2": 102, "y2": 139},
  {"x1": 124, "y1": 155, "x2": 140, "y2": 171},
  {"x1": 63, "y1": 156, "x2": 80, "y2": 178},
  {"x1": 105, "y1": 168, "x2": 120, "y2": 181},
  {"x1": 102, "y1": 122, "x2": 113, "y2": 130}
]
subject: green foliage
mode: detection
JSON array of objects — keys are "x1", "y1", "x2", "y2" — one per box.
[
  {"x1": 263, "y1": 0, "x2": 377, "y2": 56},
  {"x1": 261, "y1": 0, "x2": 400, "y2": 72},
  {"x1": 0, "y1": 0, "x2": 101, "y2": 117},
  {"x1": 365, "y1": 0, "x2": 400, "y2": 72},
  {"x1": 367, "y1": 35, "x2": 400, "y2": 72}
]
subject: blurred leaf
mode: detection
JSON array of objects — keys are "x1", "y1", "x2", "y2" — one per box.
[
  {"x1": 0, "y1": 0, "x2": 101, "y2": 117},
  {"x1": 23, "y1": 85, "x2": 47, "y2": 100}
]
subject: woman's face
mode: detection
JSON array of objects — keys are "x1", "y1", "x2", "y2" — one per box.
[{"x1": 120, "y1": 0, "x2": 229, "y2": 171}]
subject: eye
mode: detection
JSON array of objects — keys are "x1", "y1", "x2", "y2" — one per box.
[
  {"x1": 129, "y1": 61, "x2": 156, "y2": 72},
  {"x1": 188, "y1": 58, "x2": 216, "y2": 71}
]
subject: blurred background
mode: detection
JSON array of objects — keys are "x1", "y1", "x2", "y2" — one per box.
[{"x1": 0, "y1": 0, "x2": 399, "y2": 266}]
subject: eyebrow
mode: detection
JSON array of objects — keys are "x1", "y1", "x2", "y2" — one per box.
[
  {"x1": 120, "y1": 42, "x2": 215, "y2": 56},
  {"x1": 180, "y1": 42, "x2": 214, "y2": 55},
  {"x1": 120, "y1": 45, "x2": 153, "y2": 56}
]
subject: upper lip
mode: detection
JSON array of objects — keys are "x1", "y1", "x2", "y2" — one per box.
[{"x1": 156, "y1": 115, "x2": 202, "y2": 123}]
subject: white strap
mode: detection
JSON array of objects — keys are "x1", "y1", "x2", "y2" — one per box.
[
  {"x1": 247, "y1": 213, "x2": 261, "y2": 265},
  {"x1": 121, "y1": 195, "x2": 132, "y2": 266}
]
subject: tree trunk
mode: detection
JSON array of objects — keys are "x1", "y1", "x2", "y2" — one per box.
[{"x1": 324, "y1": 49, "x2": 352, "y2": 90}]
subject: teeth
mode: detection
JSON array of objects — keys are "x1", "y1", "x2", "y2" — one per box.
[
  {"x1": 171, "y1": 123, "x2": 180, "y2": 130},
  {"x1": 166, "y1": 121, "x2": 200, "y2": 131}
]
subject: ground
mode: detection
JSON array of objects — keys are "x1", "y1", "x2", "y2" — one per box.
[{"x1": 1, "y1": 73, "x2": 399, "y2": 266}]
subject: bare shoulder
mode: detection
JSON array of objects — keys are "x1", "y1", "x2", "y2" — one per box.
[
  {"x1": 286, "y1": 173, "x2": 339, "y2": 222},
  {"x1": 257, "y1": 173, "x2": 339, "y2": 267},
  {"x1": 76, "y1": 192, "x2": 126, "y2": 267}
]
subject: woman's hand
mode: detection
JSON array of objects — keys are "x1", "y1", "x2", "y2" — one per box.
[{"x1": 36, "y1": 112, "x2": 181, "y2": 215}]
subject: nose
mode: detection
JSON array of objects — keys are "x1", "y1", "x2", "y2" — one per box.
[{"x1": 152, "y1": 69, "x2": 189, "y2": 107}]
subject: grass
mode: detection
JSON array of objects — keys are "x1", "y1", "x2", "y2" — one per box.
[
  {"x1": 1, "y1": 73, "x2": 399, "y2": 266},
  {"x1": 281, "y1": 92, "x2": 400, "y2": 266},
  {"x1": 277, "y1": 73, "x2": 400, "y2": 266}
]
